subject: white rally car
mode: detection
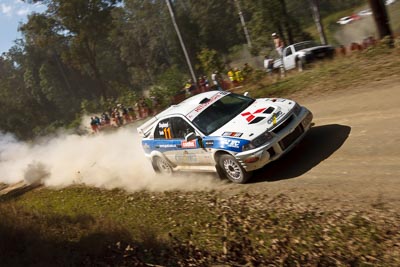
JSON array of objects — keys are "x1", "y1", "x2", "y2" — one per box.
[{"x1": 137, "y1": 91, "x2": 313, "y2": 183}]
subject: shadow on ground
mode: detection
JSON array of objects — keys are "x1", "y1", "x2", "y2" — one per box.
[
  {"x1": 0, "y1": 182, "x2": 42, "y2": 202},
  {"x1": 250, "y1": 124, "x2": 351, "y2": 183},
  {"x1": 0, "y1": 207, "x2": 169, "y2": 266}
]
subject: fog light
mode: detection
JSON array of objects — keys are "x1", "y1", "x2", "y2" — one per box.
[
  {"x1": 244, "y1": 156, "x2": 260, "y2": 163},
  {"x1": 302, "y1": 112, "x2": 313, "y2": 128}
]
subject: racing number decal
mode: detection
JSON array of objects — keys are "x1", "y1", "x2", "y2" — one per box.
[{"x1": 163, "y1": 127, "x2": 172, "y2": 139}]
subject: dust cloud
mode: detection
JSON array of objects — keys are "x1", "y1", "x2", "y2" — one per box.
[
  {"x1": 334, "y1": 15, "x2": 376, "y2": 46},
  {"x1": 0, "y1": 124, "x2": 225, "y2": 192}
]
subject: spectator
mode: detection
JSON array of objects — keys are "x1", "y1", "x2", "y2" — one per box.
[
  {"x1": 211, "y1": 71, "x2": 223, "y2": 91},
  {"x1": 203, "y1": 76, "x2": 210, "y2": 89},
  {"x1": 129, "y1": 107, "x2": 137, "y2": 120},
  {"x1": 122, "y1": 105, "x2": 132, "y2": 123},
  {"x1": 242, "y1": 63, "x2": 253, "y2": 79},
  {"x1": 101, "y1": 112, "x2": 110, "y2": 125},
  {"x1": 264, "y1": 55, "x2": 274, "y2": 74},
  {"x1": 111, "y1": 107, "x2": 122, "y2": 127},
  {"x1": 227, "y1": 68, "x2": 235, "y2": 84},
  {"x1": 198, "y1": 76, "x2": 207, "y2": 92},
  {"x1": 234, "y1": 67, "x2": 243, "y2": 86},
  {"x1": 272, "y1": 33, "x2": 284, "y2": 56},
  {"x1": 94, "y1": 116, "x2": 101, "y2": 125},
  {"x1": 90, "y1": 117, "x2": 99, "y2": 133},
  {"x1": 184, "y1": 79, "x2": 196, "y2": 94}
]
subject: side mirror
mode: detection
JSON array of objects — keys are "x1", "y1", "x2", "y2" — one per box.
[
  {"x1": 185, "y1": 132, "x2": 197, "y2": 141},
  {"x1": 244, "y1": 92, "x2": 250, "y2": 97}
]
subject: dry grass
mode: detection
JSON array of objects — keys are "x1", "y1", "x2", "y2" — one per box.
[
  {"x1": 1, "y1": 186, "x2": 400, "y2": 266},
  {"x1": 235, "y1": 37, "x2": 400, "y2": 101}
]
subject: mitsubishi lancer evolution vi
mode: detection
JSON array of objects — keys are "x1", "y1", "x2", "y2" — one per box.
[{"x1": 137, "y1": 91, "x2": 313, "y2": 183}]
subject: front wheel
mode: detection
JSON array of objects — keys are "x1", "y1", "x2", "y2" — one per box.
[
  {"x1": 152, "y1": 156, "x2": 173, "y2": 175},
  {"x1": 218, "y1": 154, "x2": 252, "y2": 184}
]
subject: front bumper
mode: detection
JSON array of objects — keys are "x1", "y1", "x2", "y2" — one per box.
[
  {"x1": 303, "y1": 48, "x2": 335, "y2": 63},
  {"x1": 235, "y1": 107, "x2": 313, "y2": 172}
]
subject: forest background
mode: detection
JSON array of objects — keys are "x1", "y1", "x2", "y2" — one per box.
[{"x1": 0, "y1": 0, "x2": 365, "y2": 140}]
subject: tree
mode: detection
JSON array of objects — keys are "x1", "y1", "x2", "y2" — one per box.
[
  {"x1": 174, "y1": 0, "x2": 245, "y2": 54},
  {"x1": 278, "y1": 0, "x2": 294, "y2": 45},
  {"x1": 110, "y1": 0, "x2": 181, "y2": 92},
  {"x1": 368, "y1": 0, "x2": 393, "y2": 44},
  {"x1": 309, "y1": 0, "x2": 327, "y2": 45},
  {"x1": 197, "y1": 48, "x2": 225, "y2": 77},
  {"x1": 45, "y1": 0, "x2": 122, "y2": 99}
]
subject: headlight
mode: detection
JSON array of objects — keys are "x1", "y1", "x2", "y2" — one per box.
[
  {"x1": 299, "y1": 51, "x2": 309, "y2": 57},
  {"x1": 292, "y1": 103, "x2": 301, "y2": 116},
  {"x1": 242, "y1": 132, "x2": 274, "y2": 151}
]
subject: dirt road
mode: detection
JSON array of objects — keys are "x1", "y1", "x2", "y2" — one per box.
[{"x1": 225, "y1": 77, "x2": 400, "y2": 212}]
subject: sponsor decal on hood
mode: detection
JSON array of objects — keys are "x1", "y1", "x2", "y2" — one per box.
[
  {"x1": 241, "y1": 108, "x2": 267, "y2": 123},
  {"x1": 212, "y1": 99, "x2": 293, "y2": 140}
]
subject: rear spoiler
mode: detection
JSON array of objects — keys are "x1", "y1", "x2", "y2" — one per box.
[{"x1": 137, "y1": 117, "x2": 158, "y2": 137}]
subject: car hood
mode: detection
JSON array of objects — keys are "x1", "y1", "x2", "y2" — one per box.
[
  {"x1": 298, "y1": 45, "x2": 333, "y2": 53},
  {"x1": 212, "y1": 98, "x2": 296, "y2": 140}
]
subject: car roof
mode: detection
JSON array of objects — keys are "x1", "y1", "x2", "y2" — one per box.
[
  {"x1": 137, "y1": 90, "x2": 227, "y2": 137},
  {"x1": 157, "y1": 90, "x2": 224, "y2": 118}
]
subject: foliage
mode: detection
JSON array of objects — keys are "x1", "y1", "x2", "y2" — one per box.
[{"x1": 196, "y1": 48, "x2": 226, "y2": 77}]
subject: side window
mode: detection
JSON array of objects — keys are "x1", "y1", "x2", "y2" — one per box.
[
  {"x1": 285, "y1": 47, "x2": 292, "y2": 56},
  {"x1": 154, "y1": 118, "x2": 173, "y2": 139},
  {"x1": 171, "y1": 117, "x2": 195, "y2": 139}
]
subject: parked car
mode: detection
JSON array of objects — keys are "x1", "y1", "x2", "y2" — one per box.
[
  {"x1": 273, "y1": 41, "x2": 335, "y2": 72},
  {"x1": 137, "y1": 91, "x2": 313, "y2": 183}
]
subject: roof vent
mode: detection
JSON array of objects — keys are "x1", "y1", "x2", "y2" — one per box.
[
  {"x1": 263, "y1": 107, "x2": 275, "y2": 114},
  {"x1": 199, "y1": 98, "x2": 210, "y2": 104}
]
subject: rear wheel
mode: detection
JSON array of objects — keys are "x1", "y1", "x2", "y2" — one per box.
[
  {"x1": 218, "y1": 154, "x2": 252, "y2": 184},
  {"x1": 152, "y1": 156, "x2": 173, "y2": 175}
]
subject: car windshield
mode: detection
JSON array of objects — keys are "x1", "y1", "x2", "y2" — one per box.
[
  {"x1": 192, "y1": 93, "x2": 254, "y2": 135},
  {"x1": 294, "y1": 41, "x2": 319, "y2": 51}
]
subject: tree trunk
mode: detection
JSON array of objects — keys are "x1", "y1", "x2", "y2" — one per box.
[
  {"x1": 279, "y1": 0, "x2": 294, "y2": 45},
  {"x1": 234, "y1": 0, "x2": 252, "y2": 48},
  {"x1": 309, "y1": 0, "x2": 327, "y2": 45},
  {"x1": 368, "y1": 0, "x2": 393, "y2": 44},
  {"x1": 165, "y1": 0, "x2": 197, "y2": 85}
]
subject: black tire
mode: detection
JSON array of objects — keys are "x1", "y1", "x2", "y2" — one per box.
[
  {"x1": 296, "y1": 59, "x2": 304, "y2": 72},
  {"x1": 152, "y1": 156, "x2": 173, "y2": 175},
  {"x1": 215, "y1": 164, "x2": 225, "y2": 180},
  {"x1": 218, "y1": 154, "x2": 252, "y2": 184}
]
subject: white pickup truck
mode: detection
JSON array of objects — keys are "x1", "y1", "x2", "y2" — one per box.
[{"x1": 273, "y1": 41, "x2": 335, "y2": 71}]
